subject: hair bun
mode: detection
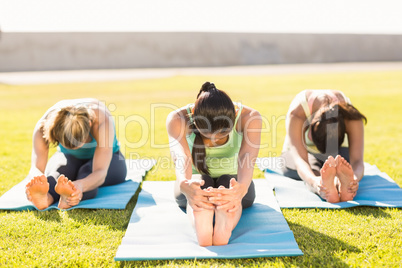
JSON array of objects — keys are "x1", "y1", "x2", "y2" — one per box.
[{"x1": 197, "y1": 82, "x2": 216, "y2": 98}]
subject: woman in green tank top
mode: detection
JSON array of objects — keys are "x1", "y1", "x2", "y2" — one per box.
[{"x1": 167, "y1": 82, "x2": 262, "y2": 246}]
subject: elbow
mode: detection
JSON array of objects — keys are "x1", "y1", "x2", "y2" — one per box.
[{"x1": 97, "y1": 170, "x2": 108, "y2": 185}]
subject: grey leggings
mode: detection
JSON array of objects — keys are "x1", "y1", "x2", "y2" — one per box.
[
  {"x1": 45, "y1": 150, "x2": 127, "y2": 203},
  {"x1": 175, "y1": 174, "x2": 256, "y2": 209},
  {"x1": 281, "y1": 147, "x2": 350, "y2": 180}
]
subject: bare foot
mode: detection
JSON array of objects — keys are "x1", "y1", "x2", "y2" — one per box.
[
  {"x1": 25, "y1": 175, "x2": 51, "y2": 210},
  {"x1": 336, "y1": 155, "x2": 355, "y2": 202},
  {"x1": 55, "y1": 175, "x2": 76, "y2": 209},
  {"x1": 213, "y1": 208, "x2": 235, "y2": 245},
  {"x1": 212, "y1": 186, "x2": 241, "y2": 246},
  {"x1": 320, "y1": 156, "x2": 340, "y2": 203},
  {"x1": 193, "y1": 209, "x2": 214, "y2": 247}
]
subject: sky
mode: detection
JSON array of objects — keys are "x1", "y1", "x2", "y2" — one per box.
[{"x1": 1, "y1": 0, "x2": 402, "y2": 34}]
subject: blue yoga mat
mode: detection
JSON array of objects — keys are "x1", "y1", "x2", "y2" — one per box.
[
  {"x1": 115, "y1": 179, "x2": 303, "y2": 261},
  {"x1": 0, "y1": 159, "x2": 155, "y2": 211},
  {"x1": 257, "y1": 158, "x2": 402, "y2": 209}
]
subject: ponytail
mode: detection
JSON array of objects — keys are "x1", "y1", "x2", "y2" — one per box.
[
  {"x1": 191, "y1": 82, "x2": 235, "y2": 175},
  {"x1": 191, "y1": 124, "x2": 210, "y2": 175},
  {"x1": 197, "y1": 82, "x2": 217, "y2": 98}
]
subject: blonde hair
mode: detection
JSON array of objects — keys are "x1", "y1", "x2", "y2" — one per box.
[{"x1": 42, "y1": 105, "x2": 93, "y2": 148}]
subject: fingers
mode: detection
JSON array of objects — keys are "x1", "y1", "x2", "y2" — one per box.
[
  {"x1": 192, "y1": 202, "x2": 215, "y2": 212},
  {"x1": 67, "y1": 188, "x2": 82, "y2": 203},
  {"x1": 227, "y1": 203, "x2": 241, "y2": 213},
  {"x1": 191, "y1": 201, "x2": 214, "y2": 211},
  {"x1": 229, "y1": 178, "x2": 237, "y2": 188},
  {"x1": 25, "y1": 189, "x2": 32, "y2": 201},
  {"x1": 213, "y1": 187, "x2": 234, "y2": 195},
  {"x1": 189, "y1": 192, "x2": 215, "y2": 210},
  {"x1": 66, "y1": 182, "x2": 82, "y2": 205},
  {"x1": 217, "y1": 200, "x2": 241, "y2": 213},
  {"x1": 192, "y1": 206, "x2": 204, "y2": 212},
  {"x1": 189, "y1": 179, "x2": 203, "y2": 187},
  {"x1": 318, "y1": 185, "x2": 330, "y2": 200},
  {"x1": 348, "y1": 181, "x2": 359, "y2": 193}
]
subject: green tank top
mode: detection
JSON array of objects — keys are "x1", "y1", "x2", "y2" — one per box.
[{"x1": 186, "y1": 102, "x2": 243, "y2": 177}]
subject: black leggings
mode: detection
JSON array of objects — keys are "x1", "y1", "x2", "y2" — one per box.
[
  {"x1": 175, "y1": 174, "x2": 256, "y2": 209},
  {"x1": 281, "y1": 147, "x2": 350, "y2": 180},
  {"x1": 45, "y1": 150, "x2": 127, "y2": 203}
]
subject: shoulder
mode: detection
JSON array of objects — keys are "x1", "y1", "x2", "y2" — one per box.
[
  {"x1": 288, "y1": 96, "x2": 307, "y2": 120},
  {"x1": 167, "y1": 105, "x2": 190, "y2": 124},
  {"x1": 239, "y1": 104, "x2": 260, "y2": 119},
  {"x1": 166, "y1": 106, "x2": 191, "y2": 137},
  {"x1": 237, "y1": 104, "x2": 262, "y2": 131}
]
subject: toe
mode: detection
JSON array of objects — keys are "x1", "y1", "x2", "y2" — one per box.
[
  {"x1": 67, "y1": 180, "x2": 76, "y2": 190},
  {"x1": 59, "y1": 175, "x2": 67, "y2": 183},
  {"x1": 39, "y1": 176, "x2": 47, "y2": 183}
]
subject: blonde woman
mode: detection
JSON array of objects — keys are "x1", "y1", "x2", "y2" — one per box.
[{"x1": 25, "y1": 98, "x2": 126, "y2": 210}]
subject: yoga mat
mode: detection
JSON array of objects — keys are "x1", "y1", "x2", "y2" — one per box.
[
  {"x1": 0, "y1": 159, "x2": 156, "y2": 211},
  {"x1": 257, "y1": 157, "x2": 402, "y2": 209},
  {"x1": 115, "y1": 179, "x2": 303, "y2": 261}
]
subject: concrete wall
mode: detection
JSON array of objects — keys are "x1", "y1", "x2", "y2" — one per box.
[{"x1": 1, "y1": 32, "x2": 402, "y2": 72}]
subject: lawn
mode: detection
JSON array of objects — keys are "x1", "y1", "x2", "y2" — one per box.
[{"x1": 0, "y1": 70, "x2": 401, "y2": 267}]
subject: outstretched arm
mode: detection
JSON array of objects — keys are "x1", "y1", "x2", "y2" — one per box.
[
  {"x1": 287, "y1": 113, "x2": 317, "y2": 180},
  {"x1": 346, "y1": 119, "x2": 365, "y2": 181},
  {"x1": 287, "y1": 111, "x2": 327, "y2": 196},
  {"x1": 28, "y1": 100, "x2": 71, "y2": 178},
  {"x1": 29, "y1": 121, "x2": 49, "y2": 178},
  {"x1": 341, "y1": 119, "x2": 365, "y2": 195}
]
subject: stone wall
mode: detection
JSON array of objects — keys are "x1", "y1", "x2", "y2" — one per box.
[{"x1": 1, "y1": 32, "x2": 402, "y2": 71}]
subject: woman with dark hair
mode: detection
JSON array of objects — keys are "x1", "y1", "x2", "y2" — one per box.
[
  {"x1": 281, "y1": 90, "x2": 367, "y2": 203},
  {"x1": 25, "y1": 98, "x2": 127, "y2": 210},
  {"x1": 166, "y1": 82, "x2": 261, "y2": 246}
]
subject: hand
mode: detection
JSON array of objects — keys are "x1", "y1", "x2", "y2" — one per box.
[
  {"x1": 314, "y1": 179, "x2": 330, "y2": 200},
  {"x1": 348, "y1": 180, "x2": 359, "y2": 197},
  {"x1": 317, "y1": 185, "x2": 330, "y2": 200},
  {"x1": 25, "y1": 183, "x2": 33, "y2": 201},
  {"x1": 209, "y1": 178, "x2": 244, "y2": 213},
  {"x1": 65, "y1": 181, "x2": 83, "y2": 206},
  {"x1": 183, "y1": 179, "x2": 215, "y2": 212}
]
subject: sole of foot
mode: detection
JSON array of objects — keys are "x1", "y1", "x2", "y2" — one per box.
[
  {"x1": 55, "y1": 175, "x2": 76, "y2": 209},
  {"x1": 212, "y1": 206, "x2": 237, "y2": 246},
  {"x1": 320, "y1": 156, "x2": 340, "y2": 203},
  {"x1": 26, "y1": 175, "x2": 50, "y2": 210},
  {"x1": 335, "y1": 155, "x2": 355, "y2": 202}
]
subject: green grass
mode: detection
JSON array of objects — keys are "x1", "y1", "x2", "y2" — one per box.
[{"x1": 1, "y1": 70, "x2": 401, "y2": 267}]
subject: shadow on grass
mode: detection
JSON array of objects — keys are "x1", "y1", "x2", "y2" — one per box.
[
  {"x1": 283, "y1": 221, "x2": 361, "y2": 267},
  {"x1": 1, "y1": 209, "x2": 62, "y2": 223},
  {"x1": 344, "y1": 206, "x2": 393, "y2": 218},
  {"x1": 33, "y1": 210, "x2": 63, "y2": 222}
]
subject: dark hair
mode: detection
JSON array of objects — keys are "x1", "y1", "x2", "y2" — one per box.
[
  {"x1": 311, "y1": 103, "x2": 367, "y2": 154},
  {"x1": 191, "y1": 82, "x2": 235, "y2": 175}
]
